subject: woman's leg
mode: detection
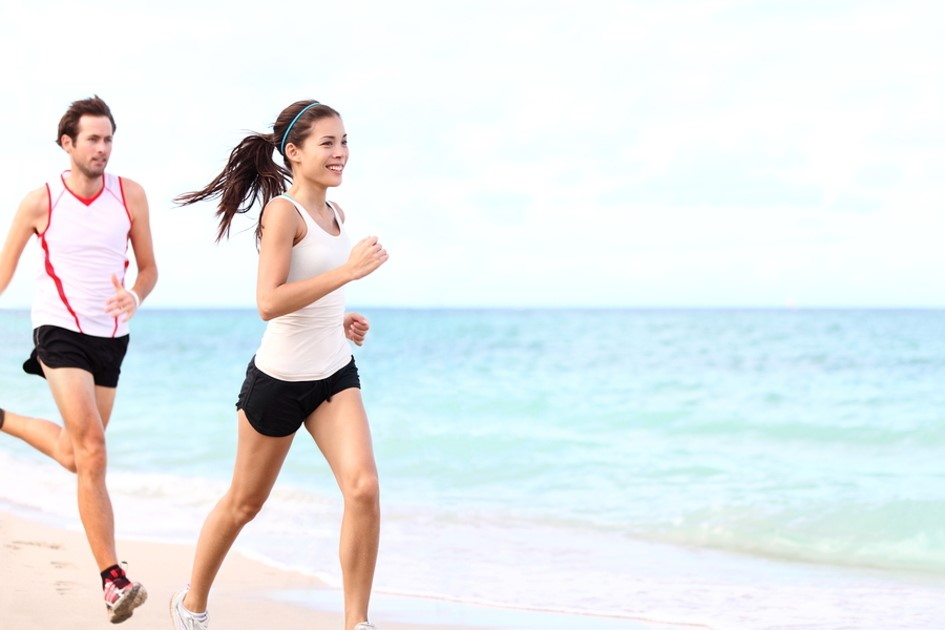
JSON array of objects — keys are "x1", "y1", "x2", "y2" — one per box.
[
  {"x1": 304, "y1": 388, "x2": 380, "y2": 630},
  {"x1": 183, "y1": 410, "x2": 295, "y2": 613}
]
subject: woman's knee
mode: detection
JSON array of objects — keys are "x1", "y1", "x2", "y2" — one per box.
[
  {"x1": 342, "y1": 472, "x2": 380, "y2": 508},
  {"x1": 225, "y1": 494, "x2": 268, "y2": 525}
]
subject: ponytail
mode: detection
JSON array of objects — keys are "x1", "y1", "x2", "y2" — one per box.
[
  {"x1": 175, "y1": 133, "x2": 290, "y2": 242},
  {"x1": 177, "y1": 99, "x2": 341, "y2": 243}
]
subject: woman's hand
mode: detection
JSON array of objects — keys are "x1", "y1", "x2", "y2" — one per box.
[
  {"x1": 344, "y1": 312, "x2": 370, "y2": 346},
  {"x1": 346, "y1": 236, "x2": 388, "y2": 280}
]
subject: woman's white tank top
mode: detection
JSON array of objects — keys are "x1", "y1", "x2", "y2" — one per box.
[{"x1": 253, "y1": 196, "x2": 353, "y2": 381}]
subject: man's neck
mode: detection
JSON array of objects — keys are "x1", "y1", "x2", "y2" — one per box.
[{"x1": 64, "y1": 169, "x2": 104, "y2": 199}]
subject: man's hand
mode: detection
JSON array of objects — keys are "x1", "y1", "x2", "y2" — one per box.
[{"x1": 105, "y1": 274, "x2": 139, "y2": 322}]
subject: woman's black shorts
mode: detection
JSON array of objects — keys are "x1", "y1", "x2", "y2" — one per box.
[{"x1": 236, "y1": 356, "x2": 361, "y2": 437}]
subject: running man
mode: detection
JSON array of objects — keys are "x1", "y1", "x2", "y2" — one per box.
[{"x1": 0, "y1": 95, "x2": 158, "y2": 623}]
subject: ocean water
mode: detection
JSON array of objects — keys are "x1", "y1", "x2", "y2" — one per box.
[{"x1": 1, "y1": 308, "x2": 943, "y2": 629}]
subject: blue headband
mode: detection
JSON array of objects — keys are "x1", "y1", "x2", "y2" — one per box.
[{"x1": 279, "y1": 101, "x2": 321, "y2": 155}]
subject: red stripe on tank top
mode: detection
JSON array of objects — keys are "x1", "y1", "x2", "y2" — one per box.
[
  {"x1": 112, "y1": 176, "x2": 132, "y2": 337},
  {"x1": 117, "y1": 176, "x2": 133, "y2": 224},
  {"x1": 40, "y1": 189, "x2": 83, "y2": 333},
  {"x1": 61, "y1": 172, "x2": 105, "y2": 206}
]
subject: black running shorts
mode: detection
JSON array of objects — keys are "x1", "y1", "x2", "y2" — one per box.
[
  {"x1": 23, "y1": 325, "x2": 130, "y2": 388},
  {"x1": 236, "y1": 356, "x2": 361, "y2": 437}
]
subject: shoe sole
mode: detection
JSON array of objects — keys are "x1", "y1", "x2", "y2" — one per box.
[{"x1": 109, "y1": 583, "x2": 148, "y2": 624}]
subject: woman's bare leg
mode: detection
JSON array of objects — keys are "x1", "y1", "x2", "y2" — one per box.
[
  {"x1": 183, "y1": 411, "x2": 294, "y2": 613},
  {"x1": 304, "y1": 388, "x2": 380, "y2": 630}
]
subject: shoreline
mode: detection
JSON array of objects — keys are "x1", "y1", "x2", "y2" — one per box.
[
  {"x1": 0, "y1": 509, "x2": 672, "y2": 629},
  {"x1": 4, "y1": 483, "x2": 945, "y2": 630},
  {"x1": 0, "y1": 510, "x2": 472, "y2": 629}
]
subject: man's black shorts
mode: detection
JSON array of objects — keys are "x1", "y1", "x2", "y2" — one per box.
[
  {"x1": 236, "y1": 356, "x2": 361, "y2": 438},
  {"x1": 23, "y1": 325, "x2": 129, "y2": 388}
]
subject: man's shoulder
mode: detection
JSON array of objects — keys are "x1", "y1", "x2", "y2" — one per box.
[
  {"x1": 20, "y1": 185, "x2": 50, "y2": 214},
  {"x1": 109, "y1": 174, "x2": 149, "y2": 222},
  {"x1": 112, "y1": 174, "x2": 145, "y2": 198}
]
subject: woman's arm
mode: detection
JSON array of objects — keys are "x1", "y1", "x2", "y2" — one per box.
[{"x1": 255, "y1": 198, "x2": 387, "y2": 321}]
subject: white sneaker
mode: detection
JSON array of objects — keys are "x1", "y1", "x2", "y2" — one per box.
[
  {"x1": 354, "y1": 623, "x2": 377, "y2": 630},
  {"x1": 170, "y1": 587, "x2": 209, "y2": 630}
]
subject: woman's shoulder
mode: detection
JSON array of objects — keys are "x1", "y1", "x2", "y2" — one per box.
[
  {"x1": 265, "y1": 194, "x2": 296, "y2": 211},
  {"x1": 261, "y1": 195, "x2": 305, "y2": 232},
  {"x1": 327, "y1": 200, "x2": 347, "y2": 223}
]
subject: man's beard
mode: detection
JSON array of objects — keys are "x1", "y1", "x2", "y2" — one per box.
[{"x1": 75, "y1": 160, "x2": 107, "y2": 178}]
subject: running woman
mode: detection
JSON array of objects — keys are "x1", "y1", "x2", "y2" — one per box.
[{"x1": 170, "y1": 99, "x2": 386, "y2": 630}]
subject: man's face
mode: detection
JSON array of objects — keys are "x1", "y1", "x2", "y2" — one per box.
[{"x1": 62, "y1": 115, "x2": 113, "y2": 178}]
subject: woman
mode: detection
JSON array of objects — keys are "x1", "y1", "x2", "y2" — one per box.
[{"x1": 171, "y1": 100, "x2": 387, "y2": 630}]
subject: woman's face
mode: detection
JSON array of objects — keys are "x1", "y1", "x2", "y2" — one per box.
[{"x1": 288, "y1": 115, "x2": 348, "y2": 188}]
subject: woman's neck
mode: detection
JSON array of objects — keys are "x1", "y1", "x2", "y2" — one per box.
[{"x1": 285, "y1": 185, "x2": 327, "y2": 211}]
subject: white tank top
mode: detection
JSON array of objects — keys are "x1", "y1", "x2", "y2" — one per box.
[
  {"x1": 253, "y1": 195, "x2": 353, "y2": 381},
  {"x1": 31, "y1": 171, "x2": 132, "y2": 338}
]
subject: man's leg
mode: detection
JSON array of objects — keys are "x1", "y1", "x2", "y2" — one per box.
[
  {"x1": 41, "y1": 364, "x2": 118, "y2": 570},
  {"x1": 42, "y1": 364, "x2": 146, "y2": 622},
  {"x1": 0, "y1": 409, "x2": 77, "y2": 471},
  {"x1": 0, "y1": 380, "x2": 118, "y2": 473}
]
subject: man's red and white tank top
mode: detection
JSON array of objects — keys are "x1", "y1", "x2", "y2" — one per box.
[{"x1": 31, "y1": 171, "x2": 132, "y2": 338}]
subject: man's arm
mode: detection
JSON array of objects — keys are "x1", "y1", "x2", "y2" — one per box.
[
  {"x1": 0, "y1": 188, "x2": 47, "y2": 297},
  {"x1": 122, "y1": 177, "x2": 158, "y2": 303}
]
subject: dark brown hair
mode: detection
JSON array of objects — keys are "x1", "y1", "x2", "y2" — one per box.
[
  {"x1": 175, "y1": 100, "x2": 341, "y2": 242},
  {"x1": 56, "y1": 95, "x2": 116, "y2": 147}
]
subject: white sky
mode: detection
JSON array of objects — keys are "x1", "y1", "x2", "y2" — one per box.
[{"x1": 0, "y1": 0, "x2": 942, "y2": 308}]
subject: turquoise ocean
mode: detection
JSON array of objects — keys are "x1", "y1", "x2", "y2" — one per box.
[{"x1": 1, "y1": 308, "x2": 943, "y2": 629}]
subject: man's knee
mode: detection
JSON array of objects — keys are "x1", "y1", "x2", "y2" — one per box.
[
  {"x1": 58, "y1": 453, "x2": 78, "y2": 474},
  {"x1": 72, "y1": 432, "x2": 107, "y2": 474}
]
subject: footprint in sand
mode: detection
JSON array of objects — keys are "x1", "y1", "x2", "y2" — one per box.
[
  {"x1": 8, "y1": 540, "x2": 62, "y2": 550},
  {"x1": 54, "y1": 580, "x2": 79, "y2": 595}
]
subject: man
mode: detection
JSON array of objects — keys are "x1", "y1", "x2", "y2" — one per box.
[{"x1": 0, "y1": 95, "x2": 157, "y2": 623}]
